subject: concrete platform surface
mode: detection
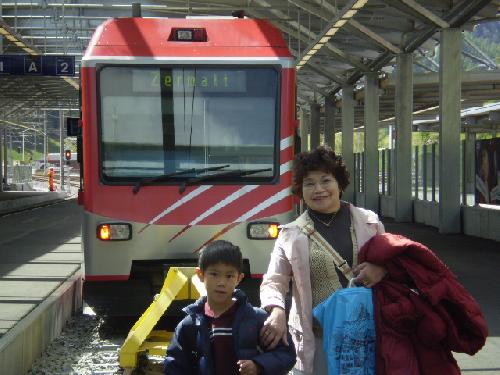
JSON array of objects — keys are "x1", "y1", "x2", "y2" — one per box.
[
  {"x1": 0, "y1": 191, "x2": 67, "y2": 216},
  {"x1": 0, "y1": 199, "x2": 82, "y2": 375}
]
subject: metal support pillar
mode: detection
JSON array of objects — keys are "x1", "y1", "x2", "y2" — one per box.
[
  {"x1": 3, "y1": 128, "x2": 7, "y2": 187},
  {"x1": 299, "y1": 107, "x2": 309, "y2": 152},
  {"x1": 43, "y1": 111, "x2": 47, "y2": 173},
  {"x1": 439, "y1": 28, "x2": 462, "y2": 233},
  {"x1": 342, "y1": 85, "x2": 355, "y2": 203},
  {"x1": 0, "y1": 35, "x2": 3, "y2": 191},
  {"x1": 364, "y1": 72, "x2": 380, "y2": 212},
  {"x1": 324, "y1": 97, "x2": 336, "y2": 150},
  {"x1": 310, "y1": 102, "x2": 321, "y2": 150},
  {"x1": 464, "y1": 131, "x2": 476, "y2": 206},
  {"x1": 394, "y1": 53, "x2": 413, "y2": 221},
  {"x1": 0, "y1": 129, "x2": 3, "y2": 192},
  {"x1": 59, "y1": 109, "x2": 65, "y2": 191}
]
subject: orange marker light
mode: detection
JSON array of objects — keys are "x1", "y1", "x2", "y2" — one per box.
[
  {"x1": 96, "y1": 223, "x2": 132, "y2": 241},
  {"x1": 247, "y1": 222, "x2": 280, "y2": 240},
  {"x1": 267, "y1": 224, "x2": 279, "y2": 239},
  {"x1": 98, "y1": 224, "x2": 111, "y2": 240}
]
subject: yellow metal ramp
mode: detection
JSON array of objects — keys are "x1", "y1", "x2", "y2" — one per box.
[{"x1": 119, "y1": 267, "x2": 205, "y2": 372}]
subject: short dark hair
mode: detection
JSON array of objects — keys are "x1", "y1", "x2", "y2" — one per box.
[
  {"x1": 198, "y1": 240, "x2": 243, "y2": 273},
  {"x1": 292, "y1": 146, "x2": 350, "y2": 198}
]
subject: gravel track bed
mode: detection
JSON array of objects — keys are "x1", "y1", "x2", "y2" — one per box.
[{"x1": 27, "y1": 314, "x2": 124, "y2": 375}]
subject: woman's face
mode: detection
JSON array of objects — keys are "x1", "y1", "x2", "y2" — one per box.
[{"x1": 302, "y1": 170, "x2": 341, "y2": 213}]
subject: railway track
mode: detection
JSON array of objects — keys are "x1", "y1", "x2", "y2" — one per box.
[{"x1": 27, "y1": 312, "x2": 167, "y2": 375}]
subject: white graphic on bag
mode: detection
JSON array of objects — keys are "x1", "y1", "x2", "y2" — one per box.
[{"x1": 329, "y1": 304, "x2": 375, "y2": 375}]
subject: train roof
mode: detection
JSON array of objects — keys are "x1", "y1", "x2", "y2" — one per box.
[{"x1": 84, "y1": 17, "x2": 293, "y2": 59}]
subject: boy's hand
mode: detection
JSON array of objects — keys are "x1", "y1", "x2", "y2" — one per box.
[{"x1": 237, "y1": 359, "x2": 261, "y2": 375}]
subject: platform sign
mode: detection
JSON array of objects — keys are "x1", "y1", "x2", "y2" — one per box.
[
  {"x1": 475, "y1": 138, "x2": 500, "y2": 205},
  {"x1": 0, "y1": 55, "x2": 75, "y2": 76},
  {"x1": 24, "y1": 56, "x2": 42, "y2": 75}
]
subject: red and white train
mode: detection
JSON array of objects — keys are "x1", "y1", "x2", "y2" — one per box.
[{"x1": 78, "y1": 15, "x2": 297, "y2": 309}]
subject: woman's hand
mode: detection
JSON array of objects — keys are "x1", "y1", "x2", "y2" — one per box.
[
  {"x1": 260, "y1": 306, "x2": 288, "y2": 349},
  {"x1": 352, "y1": 262, "x2": 387, "y2": 288}
]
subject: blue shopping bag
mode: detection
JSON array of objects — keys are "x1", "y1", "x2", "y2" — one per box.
[{"x1": 313, "y1": 286, "x2": 376, "y2": 375}]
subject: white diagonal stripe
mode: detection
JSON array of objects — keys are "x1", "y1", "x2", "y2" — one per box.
[
  {"x1": 280, "y1": 135, "x2": 293, "y2": 150},
  {"x1": 280, "y1": 160, "x2": 291, "y2": 175},
  {"x1": 148, "y1": 185, "x2": 212, "y2": 225},
  {"x1": 189, "y1": 185, "x2": 259, "y2": 225},
  {"x1": 235, "y1": 187, "x2": 291, "y2": 222},
  {"x1": 149, "y1": 136, "x2": 293, "y2": 226},
  {"x1": 188, "y1": 160, "x2": 292, "y2": 225}
]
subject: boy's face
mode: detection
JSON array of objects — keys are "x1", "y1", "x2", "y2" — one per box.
[{"x1": 196, "y1": 263, "x2": 244, "y2": 305}]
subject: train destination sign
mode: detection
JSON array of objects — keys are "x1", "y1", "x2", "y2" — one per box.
[
  {"x1": 131, "y1": 68, "x2": 247, "y2": 93},
  {"x1": 0, "y1": 55, "x2": 75, "y2": 76}
]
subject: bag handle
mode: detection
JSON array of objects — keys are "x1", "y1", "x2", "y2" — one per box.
[
  {"x1": 298, "y1": 218, "x2": 354, "y2": 281},
  {"x1": 347, "y1": 278, "x2": 358, "y2": 288}
]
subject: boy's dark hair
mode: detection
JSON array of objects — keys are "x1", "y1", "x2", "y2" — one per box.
[
  {"x1": 292, "y1": 145, "x2": 350, "y2": 198},
  {"x1": 198, "y1": 240, "x2": 243, "y2": 273}
]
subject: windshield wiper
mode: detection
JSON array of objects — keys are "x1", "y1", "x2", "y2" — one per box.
[
  {"x1": 132, "y1": 164, "x2": 229, "y2": 194},
  {"x1": 179, "y1": 167, "x2": 272, "y2": 193}
]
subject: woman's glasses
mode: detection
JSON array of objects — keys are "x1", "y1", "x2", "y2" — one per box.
[{"x1": 302, "y1": 177, "x2": 336, "y2": 191}]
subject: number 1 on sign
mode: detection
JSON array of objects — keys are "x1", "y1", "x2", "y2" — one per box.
[{"x1": 0, "y1": 61, "x2": 3, "y2": 72}]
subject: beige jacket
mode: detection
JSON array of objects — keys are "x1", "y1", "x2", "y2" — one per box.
[{"x1": 260, "y1": 203, "x2": 385, "y2": 374}]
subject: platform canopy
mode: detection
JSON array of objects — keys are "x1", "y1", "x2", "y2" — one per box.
[{"x1": 0, "y1": 0, "x2": 498, "y2": 130}]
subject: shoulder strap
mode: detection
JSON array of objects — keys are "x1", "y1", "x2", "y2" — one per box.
[{"x1": 296, "y1": 213, "x2": 354, "y2": 280}]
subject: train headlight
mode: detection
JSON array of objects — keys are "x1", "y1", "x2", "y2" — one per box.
[
  {"x1": 247, "y1": 222, "x2": 280, "y2": 240},
  {"x1": 170, "y1": 28, "x2": 207, "y2": 42},
  {"x1": 97, "y1": 223, "x2": 132, "y2": 241}
]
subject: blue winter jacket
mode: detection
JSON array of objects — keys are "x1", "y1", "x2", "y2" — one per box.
[{"x1": 163, "y1": 289, "x2": 296, "y2": 375}]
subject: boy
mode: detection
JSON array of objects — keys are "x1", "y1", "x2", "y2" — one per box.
[{"x1": 163, "y1": 240, "x2": 296, "y2": 375}]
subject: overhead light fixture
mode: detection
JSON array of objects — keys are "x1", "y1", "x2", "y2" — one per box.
[
  {"x1": 296, "y1": 0, "x2": 368, "y2": 71},
  {"x1": 344, "y1": 9, "x2": 358, "y2": 18},
  {"x1": 6, "y1": 34, "x2": 17, "y2": 42},
  {"x1": 23, "y1": 47, "x2": 37, "y2": 54},
  {"x1": 325, "y1": 27, "x2": 338, "y2": 36},
  {"x1": 15, "y1": 41, "x2": 25, "y2": 47},
  {"x1": 62, "y1": 76, "x2": 80, "y2": 90},
  {"x1": 334, "y1": 19, "x2": 348, "y2": 28},
  {"x1": 0, "y1": 27, "x2": 8, "y2": 35}
]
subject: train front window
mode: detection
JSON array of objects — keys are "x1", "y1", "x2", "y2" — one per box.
[{"x1": 98, "y1": 66, "x2": 279, "y2": 183}]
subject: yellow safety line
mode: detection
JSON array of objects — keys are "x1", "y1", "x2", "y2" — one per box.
[{"x1": 119, "y1": 267, "x2": 205, "y2": 369}]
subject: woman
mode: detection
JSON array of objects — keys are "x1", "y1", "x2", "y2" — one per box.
[{"x1": 259, "y1": 146, "x2": 386, "y2": 374}]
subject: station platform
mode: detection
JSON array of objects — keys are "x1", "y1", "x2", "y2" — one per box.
[
  {"x1": 0, "y1": 191, "x2": 67, "y2": 216},
  {"x1": 0, "y1": 198, "x2": 82, "y2": 375},
  {"x1": 0, "y1": 198, "x2": 498, "y2": 374}
]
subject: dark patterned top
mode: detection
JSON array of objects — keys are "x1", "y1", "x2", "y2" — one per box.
[{"x1": 204, "y1": 301, "x2": 239, "y2": 375}]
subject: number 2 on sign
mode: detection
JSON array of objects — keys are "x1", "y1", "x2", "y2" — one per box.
[
  {"x1": 0, "y1": 61, "x2": 3, "y2": 72},
  {"x1": 59, "y1": 62, "x2": 69, "y2": 73}
]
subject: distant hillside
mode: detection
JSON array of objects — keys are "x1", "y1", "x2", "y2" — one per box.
[
  {"x1": 463, "y1": 21, "x2": 500, "y2": 69},
  {"x1": 472, "y1": 22, "x2": 500, "y2": 44}
]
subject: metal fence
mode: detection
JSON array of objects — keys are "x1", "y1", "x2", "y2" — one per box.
[
  {"x1": 353, "y1": 142, "x2": 475, "y2": 206},
  {"x1": 11, "y1": 165, "x2": 33, "y2": 184}
]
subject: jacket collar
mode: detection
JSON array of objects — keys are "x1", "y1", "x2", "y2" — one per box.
[
  {"x1": 280, "y1": 201, "x2": 378, "y2": 230},
  {"x1": 182, "y1": 288, "x2": 248, "y2": 315}
]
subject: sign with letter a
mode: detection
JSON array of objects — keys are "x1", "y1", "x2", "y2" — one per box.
[{"x1": 24, "y1": 56, "x2": 42, "y2": 75}]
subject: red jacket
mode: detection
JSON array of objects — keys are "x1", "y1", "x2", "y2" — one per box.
[{"x1": 359, "y1": 233, "x2": 488, "y2": 375}]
